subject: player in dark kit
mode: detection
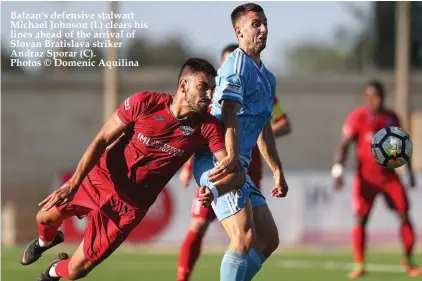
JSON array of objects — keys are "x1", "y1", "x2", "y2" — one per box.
[
  {"x1": 332, "y1": 80, "x2": 420, "y2": 278},
  {"x1": 19, "y1": 58, "x2": 246, "y2": 281}
]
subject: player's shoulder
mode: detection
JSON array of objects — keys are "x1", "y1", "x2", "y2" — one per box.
[
  {"x1": 129, "y1": 91, "x2": 171, "y2": 103},
  {"x1": 220, "y1": 48, "x2": 250, "y2": 76},
  {"x1": 348, "y1": 106, "x2": 367, "y2": 118}
]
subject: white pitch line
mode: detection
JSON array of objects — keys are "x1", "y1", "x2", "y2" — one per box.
[{"x1": 278, "y1": 260, "x2": 407, "y2": 273}]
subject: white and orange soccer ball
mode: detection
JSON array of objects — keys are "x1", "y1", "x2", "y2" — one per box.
[{"x1": 371, "y1": 126, "x2": 413, "y2": 168}]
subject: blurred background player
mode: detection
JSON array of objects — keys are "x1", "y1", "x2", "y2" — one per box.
[
  {"x1": 177, "y1": 43, "x2": 292, "y2": 281},
  {"x1": 332, "y1": 80, "x2": 420, "y2": 279}
]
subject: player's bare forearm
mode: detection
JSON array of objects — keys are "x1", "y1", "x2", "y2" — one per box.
[
  {"x1": 272, "y1": 116, "x2": 291, "y2": 138},
  {"x1": 334, "y1": 135, "x2": 353, "y2": 165},
  {"x1": 70, "y1": 113, "x2": 127, "y2": 186},
  {"x1": 212, "y1": 149, "x2": 246, "y2": 195},
  {"x1": 213, "y1": 162, "x2": 245, "y2": 194},
  {"x1": 221, "y1": 99, "x2": 241, "y2": 161},
  {"x1": 257, "y1": 120, "x2": 283, "y2": 173}
]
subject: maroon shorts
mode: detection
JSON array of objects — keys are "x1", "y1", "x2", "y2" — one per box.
[
  {"x1": 352, "y1": 176, "x2": 409, "y2": 216},
  {"x1": 56, "y1": 173, "x2": 146, "y2": 265}
]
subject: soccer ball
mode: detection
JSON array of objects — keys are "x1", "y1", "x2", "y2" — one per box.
[{"x1": 371, "y1": 126, "x2": 413, "y2": 168}]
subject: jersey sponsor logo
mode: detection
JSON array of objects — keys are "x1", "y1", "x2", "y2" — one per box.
[
  {"x1": 136, "y1": 133, "x2": 184, "y2": 156},
  {"x1": 223, "y1": 82, "x2": 242, "y2": 94},
  {"x1": 179, "y1": 126, "x2": 194, "y2": 136},
  {"x1": 124, "y1": 97, "x2": 130, "y2": 110},
  {"x1": 154, "y1": 116, "x2": 166, "y2": 121}
]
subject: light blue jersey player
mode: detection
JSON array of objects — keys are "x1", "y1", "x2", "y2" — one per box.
[
  {"x1": 194, "y1": 47, "x2": 275, "y2": 219},
  {"x1": 193, "y1": 3, "x2": 289, "y2": 281}
]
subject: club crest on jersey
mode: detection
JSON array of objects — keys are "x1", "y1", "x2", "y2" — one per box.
[
  {"x1": 235, "y1": 189, "x2": 243, "y2": 198},
  {"x1": 179, "y1": 126, "x2": 194, "y2": 136}
]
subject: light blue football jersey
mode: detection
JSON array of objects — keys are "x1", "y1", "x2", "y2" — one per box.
[{"x1": 210, "y1": 48, "x2": 276, "y2": 164}]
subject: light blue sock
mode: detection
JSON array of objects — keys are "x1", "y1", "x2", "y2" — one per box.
[
  {"x1": 220, "y1": 251, "x2": 248, "y2": 281},
  {"x1": 244, "y1": 248, "x2": 267, "y2": 281}
]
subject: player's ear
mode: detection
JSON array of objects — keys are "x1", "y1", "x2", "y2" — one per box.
[
  {"x1": 235, "y1": 26, "x2": 242, "y2": 38},
  {"x1": 179, "y1": 78, "x2": 188, "y2": 94}
]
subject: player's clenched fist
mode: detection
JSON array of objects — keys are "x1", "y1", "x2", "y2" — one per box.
[
  {"x1": 271, "y1": 170, "x2": 288, "y2": 198},
  {"x1": 39, "y1": 181, "x2": 78, "y2": 212}
]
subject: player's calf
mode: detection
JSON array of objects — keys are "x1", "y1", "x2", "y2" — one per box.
[
  {"x1": 40, "y1": 248, "x2": 95, "y2": 280},
  {"x1": 20, "y1": 207, "x2": 67, "y2": 265},
  {"x1": 36, "y1": 253, "x2": 69, "y2": 281}
]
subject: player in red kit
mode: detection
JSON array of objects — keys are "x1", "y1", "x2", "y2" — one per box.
[
  {"x1": 19, "y1": 58, "x2": 246, "y2": 281},
  {"x1": 332, "y1": 80, "x2": 420, "y2": 278},
  {"x1": 177, "y1": 44, "x2": 292, "y2": 281}
]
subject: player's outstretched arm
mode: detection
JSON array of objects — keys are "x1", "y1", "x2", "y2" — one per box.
[
  {"x1": 39, "y1": 113, "x2": 127, "y2": 211},
  {"x1": 257, "y1": 120, "x2": 288, "y2": 197},
  {"x1": 208, "y1": 100, "x2": 241, "y2": 181}
]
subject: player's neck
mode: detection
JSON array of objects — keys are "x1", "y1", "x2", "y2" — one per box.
[
  {"x1": 239, "y1": 46, "x2": 261, "y2": 66},
  {"x1": 170, "y1": 96, "x2": 194, "y2": 119}
]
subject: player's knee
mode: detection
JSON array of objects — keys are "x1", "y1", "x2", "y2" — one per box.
[
  {"x1": 356, "y1": 215, "x2": 369, "y2": 227},
  {"x1": 189, "y1": 218, "x2": 210, "y2": 234},
  {"x1": 36, "y1": 210, "x2": 55, "y2": 226},
  {"x1": 267, "y1": 229, "x2": 280, "y2": 253},
  {"x1": 256, "y1": 225, "x2": 279, "y2": 256},
  {"x1": 398, "y1": 212, "x2": 409, "y2": 223}
]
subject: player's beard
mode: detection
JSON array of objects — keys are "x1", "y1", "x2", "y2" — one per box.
[{"x1": 184, "y1": 91, "x2": 202, "y2": 114}]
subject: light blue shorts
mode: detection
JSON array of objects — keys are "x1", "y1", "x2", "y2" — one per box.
[{"x1": 193, "y1": 148, "x2": 267, "y2": 221}]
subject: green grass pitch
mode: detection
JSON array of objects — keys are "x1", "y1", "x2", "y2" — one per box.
[{"x1": 2, "y1": 246, "x2": 421, "y2": 281}]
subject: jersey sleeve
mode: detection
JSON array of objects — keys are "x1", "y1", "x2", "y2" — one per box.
[
  {"x1": 116, "y1": 92, "x2": 149, "y2": 125},
  {"x1": 215, "y1": 52, "x2": 248, "y2": 105},
  {"x1": 342, "y1": 110, "x2": 360, "y2": 138},
  {"x1": 201, "y1": 116, "x2": 226, "y2": 154}
]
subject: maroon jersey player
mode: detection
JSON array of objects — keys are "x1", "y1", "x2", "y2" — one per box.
[
  {"x1": 332, "y1": 80, "x2": 420, "y2": 279},
  {"x1": 20, "y1": 58, "x2": 245, "y2": 281}
]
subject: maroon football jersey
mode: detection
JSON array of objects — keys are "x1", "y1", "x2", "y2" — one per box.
[{"x1": 92, "y1": 92, "x2": 225, "y2": 209}]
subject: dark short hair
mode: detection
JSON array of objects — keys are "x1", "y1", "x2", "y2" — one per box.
[
  {"x1": 231, "y1": 3, "x2": 264, "y2": 28},
  {"x1": 221, "y1": 44, "x2": 238, "y2": 57},
  {"x1": 367, "y1": 79, "x2": 385, "y2": 99},
  {"x1": 178, "y1": 58, "x2": 217, "y2": 81}
]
